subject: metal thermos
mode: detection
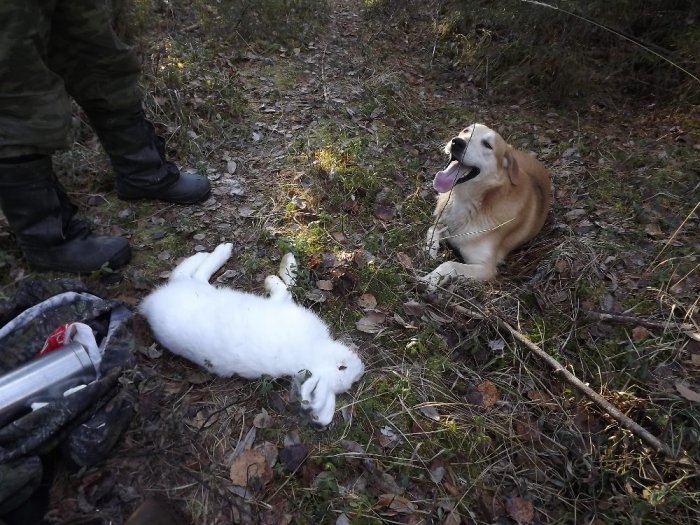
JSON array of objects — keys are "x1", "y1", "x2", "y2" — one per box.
[{"x1": 0, "y1": 342, "x2": 98, "y2": 427}]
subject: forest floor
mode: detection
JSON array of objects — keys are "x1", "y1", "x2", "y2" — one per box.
[{"x1": 1, "y1": 0, "x2": 699, "y2": 524}]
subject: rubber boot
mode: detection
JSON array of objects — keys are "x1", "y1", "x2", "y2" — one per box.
[
  {"x1": 87, "y1": 107, "x2": 210, "y2": 204},
  {"x1": 0, "y1": 156, "x2": 131, "y2": 273}
]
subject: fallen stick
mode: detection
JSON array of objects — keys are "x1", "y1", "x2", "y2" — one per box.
[
  {"x1": 582, "y1": 309, "x2": 697, "y2": 333},
  {"x1": 422, "y1": 293, "x2": 677, "y2": 458}
]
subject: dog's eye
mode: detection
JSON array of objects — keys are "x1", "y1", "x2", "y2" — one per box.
[
  {"x1": 338, "y1": 365, "x2": 347, "y2": 371},
  {"x1": 482, "y1": 140, "x2": 493, "y2": 150}
]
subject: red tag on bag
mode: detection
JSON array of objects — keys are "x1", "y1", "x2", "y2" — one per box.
[{"x1": 39, "y1": 323, "x2": 74, "y2": 356}]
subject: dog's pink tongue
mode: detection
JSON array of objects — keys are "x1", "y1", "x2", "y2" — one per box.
[{"x1": 433, "y1": 161, "x2": 462, "y2": 193}]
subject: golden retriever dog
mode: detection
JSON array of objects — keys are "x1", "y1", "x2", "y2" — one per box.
[{"x1": 422, "y1": 123, "x2": 551, "y2": 289}]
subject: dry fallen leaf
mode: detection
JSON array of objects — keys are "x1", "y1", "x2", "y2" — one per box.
[
  {"x1": 253, "y1": 408, "x2": 273, "y2": 429},
  {"x1": 444, "y1": 510, "x2": 461, "y2": 525},
  {"x1": 506, "y1": 497, "x2": 535, "y2": 524},
  {"x1": 526, "y1": 390, "x2": 557, "y2": 412},
  {"x1": 375, "y1": 494, "x2": 417, "y2": 515},
  {"x1": 429, "y1": 459, "x2": 446, "y2": 483},
  {"x1": 316, "y1": 279, "x2": 334, "y2": 291},
  {"x1": 357, "y1": 293, "x2": 377, "y2": 309},
  {"x1": 631, "y1": 325, "x2": 650, "y2": 341},
  {"x1": 279, "y1": 444, "x2": 309, "y2": 471},
  {"x1": 675, "y1": 382, "x2": 700, "y2": 403},
  {"x1": 478, "y1": 381, "x2": 500, "y2": 407},
  {"x1": 331, "y1": 231, "x2": 346, "y2": 242},
  {"x1": 378, "y1": 426, "x2": 403, "y2": 449},
  {"x1": 336, "y1": 514, "x2": 351, "y2": 525},
  {"x1": 254, "y1": 441, "x2": 279, "y2": 468},
  {"x1": 396, "y1": 252, "x2": 413, "y2": 269},
  {"x1": 373, "y1": 204, "x2": 396, "y2": 221},
  {"x1": 139, "y1": 343, "x2": 162, "y2": 359},
  {"x1": 229, "y1": 450, "x2": 273, "y2": 488},
  {"x1": 515, "y1": 417, "x2": 543, "y2": 443},
  {"x1": 356, "y1": 311, "x2": 386, "y2": 333},
  {"x1": 418, "y1": 405, "x2": 440, "y2": 421},
  {"x1": 184, "y1": 410, "x2": 218, "y2": 430},
  {"x1": 644, "y1": 223, "x2": 663, "y2": 238}
]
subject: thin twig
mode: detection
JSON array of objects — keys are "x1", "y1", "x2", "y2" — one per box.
[
  {"x1": 422, "y1": 293, "x2": 677, "y2": 458},
  {"x1": 582, "y1": 310, "x2": 697, "y2": 333}
]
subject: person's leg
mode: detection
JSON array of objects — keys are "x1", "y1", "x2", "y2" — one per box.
[
  {"x1": 48, "y1": 0, "x2": 210, "y2": 204},
  {"x1": 0, "y1": 1, "x2": 130, "y2": 273},
  {"x1": 0, "y1": 0, "x2": 71, "y2": 158},
  {"x1": 0, "y1": 156, "x2": 131, "y2": 273}
]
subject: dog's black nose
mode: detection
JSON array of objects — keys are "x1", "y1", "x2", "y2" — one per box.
[{"x1": 451, "y1": 137, "x2": 467, "y2": 151}]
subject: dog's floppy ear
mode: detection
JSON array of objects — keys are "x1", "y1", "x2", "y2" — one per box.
[{"x1": 503, "y1": 147, "x2": 522, "y2": 186}]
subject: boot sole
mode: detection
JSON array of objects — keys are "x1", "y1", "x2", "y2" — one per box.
[
  {"x1": 117, "y1": 187, "x2": 211, "y2": 205},
  {"x1": 26, "y1": 244, "x2": 132, "y2": 274}
]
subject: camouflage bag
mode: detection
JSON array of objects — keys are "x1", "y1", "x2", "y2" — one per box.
[{"x1": 0, "y1": 279, "x2": 135, "y2": 516}]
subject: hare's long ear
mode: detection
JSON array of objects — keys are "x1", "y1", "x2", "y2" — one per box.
[
  {"x1": 299, "y1": 376, "x2": 335, "y2": 428},
  {"x1": 314, "y1": 391, "x2": 337, "y2": 428},
  {"x1": 192, "y1": 243, "x2": 233, "y2": 282}
]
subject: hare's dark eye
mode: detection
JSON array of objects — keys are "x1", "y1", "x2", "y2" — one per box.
[
  {"x1": 338, "y1": 365, "x2": 347, "y2": 371},
  {"x1": 482, "y1": 140, "x2": 493, "y2": 150}
]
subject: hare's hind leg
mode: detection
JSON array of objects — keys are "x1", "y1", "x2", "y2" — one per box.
[
  {"x1": 192, "y1": 243, "x2": 234, "y2": 282},
  {"x1": 170, "y1": 252, "x2": 209, "y2": 280},
  {"x1": 279, "y1": 253, "x2": 298, "y2": 287},
  {"x1": 264, "y1": 275, "x2": 292, "y2": 302},
  {"x1": 264, "y1": 252, "x2": 297, "y2": 301}
]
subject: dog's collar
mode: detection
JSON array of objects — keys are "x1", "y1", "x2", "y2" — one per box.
[{"x1": 454, "y1": 165, "x2": 480, "y2": 186}]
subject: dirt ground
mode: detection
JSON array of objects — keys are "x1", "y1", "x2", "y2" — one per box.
[{"x1": 1, "y1": 1, "x2": 699, "y2": 524}]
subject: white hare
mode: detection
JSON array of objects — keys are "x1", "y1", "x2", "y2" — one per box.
[{"x1": 139, "y1": 243, "x2": 364, "y2": 427}]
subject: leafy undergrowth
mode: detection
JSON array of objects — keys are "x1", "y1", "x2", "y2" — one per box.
[{"x1": 1, "y1": 0, "x2": 698, "y2": 524}]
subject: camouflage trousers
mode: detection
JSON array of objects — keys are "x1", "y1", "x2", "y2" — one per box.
[{"x1": 0, "y1": 0, "x2": 143, "y2": 158}]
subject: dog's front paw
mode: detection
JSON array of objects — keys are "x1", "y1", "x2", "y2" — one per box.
[
  {"x1": 425, "y1": 225, "x2": 447, "y2": 259},
  {"x1": 419, "y1": 271, "x2": 443, "y2": 292},
  {"x1": 420, "y1": 262, "x2": 456, "y2": 291},
  {"x1": 426, "y1": 241, "x2": 440, "y2": 260}
]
